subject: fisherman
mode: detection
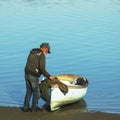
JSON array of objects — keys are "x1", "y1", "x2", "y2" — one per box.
[{"x1": 22, "y1": 42, "x2": 54, "y2": 112}]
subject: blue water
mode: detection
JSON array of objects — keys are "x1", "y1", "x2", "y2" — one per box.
[{"x1": 0, "y1": 0, "x2": 120, "y2": 114}]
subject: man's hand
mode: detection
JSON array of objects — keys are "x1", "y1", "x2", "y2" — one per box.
[{"x1": 49, "y1": 76, "x2": 54, "y2": 80}]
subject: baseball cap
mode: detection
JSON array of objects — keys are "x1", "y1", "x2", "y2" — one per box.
[{"x1": 40, "y1": 42, "x2": 51, "y2": 54}]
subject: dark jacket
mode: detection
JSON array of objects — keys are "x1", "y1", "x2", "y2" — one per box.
[{"x1": 25, "y1": 48, "x2": 50, "y2": 78}]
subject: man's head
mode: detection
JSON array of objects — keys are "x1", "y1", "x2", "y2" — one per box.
[{"x1": 40, "y1": 42, "x2": 51, "y2": 54}]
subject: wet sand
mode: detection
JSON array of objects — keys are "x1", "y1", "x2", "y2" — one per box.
[{"x1": 0, "y1": 106, "x2": 120, "y2": 120}]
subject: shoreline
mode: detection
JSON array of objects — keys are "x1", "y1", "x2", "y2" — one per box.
[{"x1": 0, "y1": 106, "x2": 120, "y2": 120}]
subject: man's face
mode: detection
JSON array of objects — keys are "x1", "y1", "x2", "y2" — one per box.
[{"x1": 43, "y1": 47, "x2": 49, "y2": 54}]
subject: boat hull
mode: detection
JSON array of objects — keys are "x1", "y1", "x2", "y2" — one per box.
[
  {"x1": 39, "y1": 74, "x2": 88, "y2": 111},
  {"x1": 50, "y1": 86, "x2": 88, "y2": 111}
]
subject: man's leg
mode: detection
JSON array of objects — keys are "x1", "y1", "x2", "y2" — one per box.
[
  {"x1": 23, "y1": 75, "x2": 32, "y2": 112},
  {"x1": 28, "y1": 75, "x2": 41, "y2": 111}
]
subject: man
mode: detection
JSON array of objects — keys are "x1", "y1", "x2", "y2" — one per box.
[{"x1": 23, "y1": 42, "x2": 54, "y2": 112}]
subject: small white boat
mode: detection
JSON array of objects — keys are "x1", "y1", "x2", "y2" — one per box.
[{"x1": 39, "y1": 74, "x2": 88, "y2": 111}]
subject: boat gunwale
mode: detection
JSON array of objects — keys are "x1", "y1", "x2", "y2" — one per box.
[{"x1": 51, "y1": 84, "x2": 88, "y2": 89}]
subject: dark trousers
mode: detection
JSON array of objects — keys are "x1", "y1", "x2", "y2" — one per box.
[{"x1": 23, "y1": 74, "x2": 40, "y2": 109}]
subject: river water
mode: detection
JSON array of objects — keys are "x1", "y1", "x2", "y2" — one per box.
[{"x1": 0, "y1": 0, "x2": 120, "y2": 114}]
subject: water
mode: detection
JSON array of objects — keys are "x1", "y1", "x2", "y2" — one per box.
[{"x1": 0, "y1": 0, "x2": 120, "y2": 114}]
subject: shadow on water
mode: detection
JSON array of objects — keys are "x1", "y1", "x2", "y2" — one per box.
[
  {"x1": 42, "y1": 99, "x2": 88, "y2": 113},
  {"x1": 59, "y1": 99, "x2": 88, "y2": 112}
]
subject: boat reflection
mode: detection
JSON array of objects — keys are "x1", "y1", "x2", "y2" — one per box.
[
  {"x1": 59, "y1": 99, "x2": 88, "y2": 112},
  {"x1": 42, "y1": 99, "x2": 87, "y2": 112}
]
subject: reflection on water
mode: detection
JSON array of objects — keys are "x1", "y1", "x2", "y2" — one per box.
[
  {"x1": 59, "y1": 99, "x2": 87, "y2": 112},
  {"x1": 42, "y1": 99, "x2": 87, "y2": 112}
]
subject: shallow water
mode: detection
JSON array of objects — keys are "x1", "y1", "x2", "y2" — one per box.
[{"x1": 0, "y1": 0, "x2": 120, "y2": 114}]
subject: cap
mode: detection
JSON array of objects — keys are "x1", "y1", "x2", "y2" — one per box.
[{"x1": 40, "y1": 42, "x2": 51, "y2": 54}]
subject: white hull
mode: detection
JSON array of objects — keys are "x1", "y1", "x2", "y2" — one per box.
[{"x1": 50, "y1": 85, "x2": 88, "y2": 111}]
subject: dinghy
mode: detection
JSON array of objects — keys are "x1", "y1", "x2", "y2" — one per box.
[{"x1": 39, "y1": 74, "x2": 88, "y2": 111}]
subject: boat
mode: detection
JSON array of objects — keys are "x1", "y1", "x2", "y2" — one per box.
[{"x1": 39, "y1": 74, "x2": 88, "y2": 111}]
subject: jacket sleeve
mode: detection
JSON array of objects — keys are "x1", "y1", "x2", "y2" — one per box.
[{"x1": 39, "y1": 54, "x2": 51, "y2": 78}]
